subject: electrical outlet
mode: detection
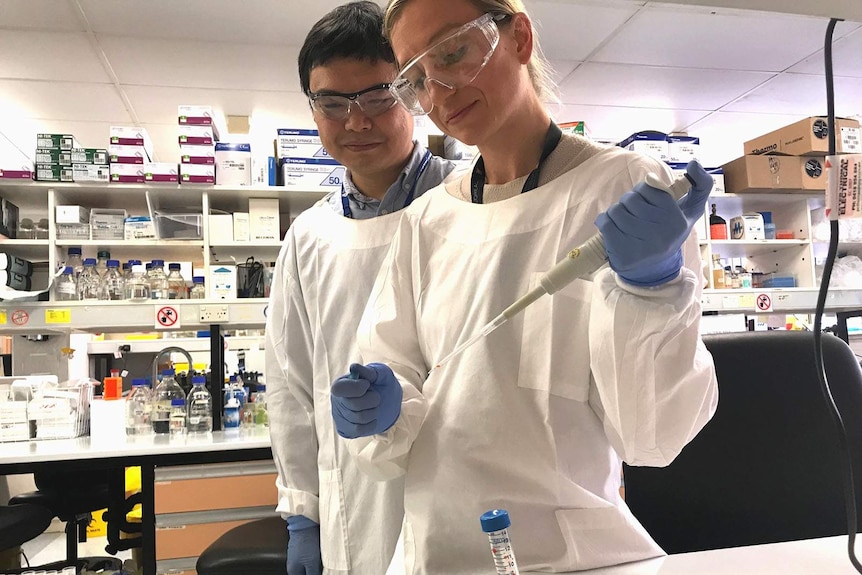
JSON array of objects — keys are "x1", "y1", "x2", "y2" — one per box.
[{"x1": 200, "y1": 305, "x2": 230, "y2": 323}]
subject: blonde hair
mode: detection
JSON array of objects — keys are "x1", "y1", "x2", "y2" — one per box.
[{"x1": 384, "y1": 0, "x2": 558, "y2": 102}]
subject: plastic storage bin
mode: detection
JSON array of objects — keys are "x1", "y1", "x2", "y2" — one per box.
[{"x1": 154, "y1": 211, "x2": 203, "y2": 240}]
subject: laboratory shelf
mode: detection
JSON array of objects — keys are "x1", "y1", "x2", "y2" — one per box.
[
  {"x1": 0, "y1": 239, "x2": 50, "y2": 261},
  {"x1": 87, "y1": 335, "x2": 264, "y2": 355},
  {"x1": 0, "y1": 299, "x2": 269, "y2": 334},
  {"x1": 701, "y1": 288, "x2": 862, "y2": 314}
]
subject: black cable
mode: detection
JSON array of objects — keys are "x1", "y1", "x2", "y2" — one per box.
[{"x1": 813, "y1": 17, "x2": 862, "y2": 573}]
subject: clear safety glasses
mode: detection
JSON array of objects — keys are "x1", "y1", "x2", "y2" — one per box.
[
  {"x1": 390, "y1": 12, "x2": 510, "y2": 116},
  {"x1": 309, "y1": 83, "x2": 398, "y2": 121}
]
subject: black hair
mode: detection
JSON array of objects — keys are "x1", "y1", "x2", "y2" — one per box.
[{"x1": 298, "y1": 1, "x2": 396, "y2": 97}]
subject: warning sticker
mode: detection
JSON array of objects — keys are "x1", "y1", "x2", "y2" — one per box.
[
  {"x1": 155, "y1": 306, "x2": 180, "y2": 330},
  {"x1": 45, "y1": 309, "x2": 72, "y2": 324},
  {"x1": 11, "y1": 309, "x2": 29, "y2": 326},
  {"x1": 755, "y1": 293, "x2": 773, "y2": 313}
]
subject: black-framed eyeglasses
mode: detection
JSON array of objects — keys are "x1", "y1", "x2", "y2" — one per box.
[{"x1": 309, "y1": 83, "x2": 398, "y2": 120}]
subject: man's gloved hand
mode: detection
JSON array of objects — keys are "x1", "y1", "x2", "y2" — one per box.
[
  {"x1": 331, "y1": 362, "x2": 403, "y2": 439},
  {"x1": 286, "y1": 515, "x2": 321, "y2": 575},
  {"x1": 595, "y1": 160, "x2": 714, "y2": 287}
]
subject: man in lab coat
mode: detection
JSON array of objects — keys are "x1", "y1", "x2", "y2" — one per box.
[{"x1": 264, "y1": 2, "x2": 456, "y2": 574}]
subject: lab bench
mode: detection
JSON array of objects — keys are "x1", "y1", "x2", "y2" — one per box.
[{"x1": 0, "y1": 428, "x2": 274, "y2": 575}]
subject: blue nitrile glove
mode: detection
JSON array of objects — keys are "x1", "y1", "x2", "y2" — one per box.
[
  {"x1": 286, "y1": 515, "x2": 322, "y2": 575},
  {"x1": 595, "y1": 160, "x2": 714, "y2": 287},
  {"x1": 331, "y1": 362, "x2": 403, "y2": 439}
]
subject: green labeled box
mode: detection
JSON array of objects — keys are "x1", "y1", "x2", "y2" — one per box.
[
  {"x1": 35, "y1": 148, "x2": 72, "y2": 166},
  {"x1": 36, "y1": 134, "x2": 77, "y2": 150},
  {"x1": 71, "y1": 148, "x2": 108, "y2": 165},
  {"x1": 35, "y1": 164, "x2": 74, "y2": 182}
]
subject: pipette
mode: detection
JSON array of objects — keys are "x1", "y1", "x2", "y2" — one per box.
[{"x1": 428, "y1": 172, "x2": 695, "y2": 374}]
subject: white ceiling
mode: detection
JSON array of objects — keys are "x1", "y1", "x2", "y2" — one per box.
[{"x1": 0, "y1": 0, "x2": 861, "y2": 169}]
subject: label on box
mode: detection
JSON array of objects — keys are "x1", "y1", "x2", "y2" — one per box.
[
  {"x1": 281, "y1": 157, "x2": 345, "y2": 190},
  {"x1": 826, "y1": 154, "x2": 862, "y2": 220},
  {"x1": 124, "y1": 216, "x2": 156, "y2": 239},
  {"x1": 73, "y1": 164, "x2": 110, "y2": 183},
  {"x1": 36, "y1": 134, "x2": 76, "y2": 150},
  {"x1": 35, "y1": 148, "x2": 71, "y2": 165},
  {"x1": 72, "y1": 148, "x2": 108, "y2": 165},
  {"x1": 277, "y1": 128, "x2": 322, "y2": 156},
  {"x1": 36, "y1": 164, "x2": 73, "y2": 182},
  {"x1": 842, "y1": 127, "x2": 862, "y2": 154}
]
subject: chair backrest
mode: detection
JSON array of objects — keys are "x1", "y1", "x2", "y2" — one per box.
[{"x1": 623, "y1": 331, "x2": 862, "y2": 554}]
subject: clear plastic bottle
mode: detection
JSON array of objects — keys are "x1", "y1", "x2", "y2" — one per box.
[
  {"x1": 253, "y1": 384, "x2": 268, "y2": 427},
  {"x1": 169, "y1": 398, "x2": 187, "y2": 436},
  {"x1": 187, "y1": 375, "x2": 212, "y2": 433},
  {"x1": 149, "y1": 259, "x2": 170, "y2": 300},
  {"x1": 480, "y1": 509, "x2": 520, "y2": 575},
  {"x1": 224, "y1": 396, "x2": 241, "y2": 430},
  {"x1": 77, "y1": 258, "x2": 103, "y2": 300},
  {"x1": 54, "y1": 266, "x2": 78, "y2": 301},
  {"x1": 189, "y1": 276, "x2": 206, "y2": 299},
  {"x1": 66, "y1": 247, "x2": 84, "y2": 278},
  {"x1": 167, "y1": 263, "x2": 187, "y2": 299},
  {"x1": 152, "y1": 368, "x2": 186, "y2": 434},
  {"x1": 102, "y1": 259, "x2": 125, "y2": 300},
  {"x1": 125, "y1": 378, "x2": 152, "y2": 435},
  {"x1": 96, "y1": 249, "x2": 111, "y2": 277},
  {"x1": 125, "y1": 264, "x2": 151, "y2": 301}
]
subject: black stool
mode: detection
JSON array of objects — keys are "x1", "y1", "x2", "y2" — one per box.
[
  {"x1": 0, "y1": 503, "x2": 66, "y2": 574},
  {"x1": 196, "y1": 516, "x2": 288, "y2": 575},
  {"x1": 9, "y1": 470, "x2": 126, "y2": 572}
]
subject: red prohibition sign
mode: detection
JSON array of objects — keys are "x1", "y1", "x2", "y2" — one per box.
[
  {"x1": 756, "y1": 294, "x2": 772, "y2": 311},
  {"x1": 157, "y1": 306, "x2": 178, "y2": 327},
  {"x1": 11, "y1": 309, "x2": 29, "y2": 326}
]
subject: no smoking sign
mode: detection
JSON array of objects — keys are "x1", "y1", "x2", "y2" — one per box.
[{"x1": 155, "y1": 305, "x2": 181, "y2": 330}]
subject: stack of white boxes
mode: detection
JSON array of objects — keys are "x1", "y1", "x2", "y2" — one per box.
[
  {"x1": 109, "y1": 126, "x2": 156, "y2": 183},
  {"x1": 277, "y1": 129, "x2": 344, "y2": 192},
  {"x1": 179, "y1": 105, "x2": 219, "y2": 184}
]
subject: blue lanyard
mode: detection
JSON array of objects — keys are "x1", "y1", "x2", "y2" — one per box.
[{"x1": 341, "y1": 150, "x2": 433, "y2": 219}]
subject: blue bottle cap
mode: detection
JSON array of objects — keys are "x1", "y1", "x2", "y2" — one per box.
[
  {"x1": 131, "y1": 378, "x2": 148, "y2": 387},
  {"x1": 107, "y1": 259, "x2": 120, "y2": 268},
  {"x1": 193, "y1": 276, "x2": 205, "y2": 284},
  {"x1": 162, "y1": 368, "x2": 175, "y2": 377},
  {"x1": 192, "y1": 375, "x2": 206, "y2": 385},
  {"x1": 83, "y1": 258, "x2": 97, "y2": 265},
  {"x1": 256, "y1": 384, "x2": 266, "y2": 392},
  {"x1": 169, "y1": 263, "x2": 181, "y2": 270},
  {"x1": 68, "y1": 247, "x2": 82, "y2": 255},
  {"x1": 151, "y1": 259, "x2": 165, "y2": 267},
  {"x1": 171, "y1": 398, "x2": 185, "y2": 407},
  {"x1": 480, "y1": 509, "x2": 511, "y2": 533},
  {"x1": 63, "y1": 266, "x2": 73, "y2": 274},
  {"x1": 129, "y1": 259, "x2": 142, "y2": 266}
]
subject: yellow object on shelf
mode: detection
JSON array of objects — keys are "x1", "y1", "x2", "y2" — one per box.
[{"x1": 87, "y1": 508, "x2": 107, "y2": 537}]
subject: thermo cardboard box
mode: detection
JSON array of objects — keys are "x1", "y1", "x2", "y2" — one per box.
[
  {"x1": 744, "y1": 117, "x2": 862, "y2": 156},
  {"x1": 722, "y1": 155, "x2": 805, "y2": 193}
]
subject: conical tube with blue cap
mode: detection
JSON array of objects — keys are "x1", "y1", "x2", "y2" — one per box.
[{"x1": 481, "y1": 509, "x2": 520, "y2": 575}]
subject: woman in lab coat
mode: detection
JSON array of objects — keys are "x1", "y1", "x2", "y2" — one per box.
[{"x1": 329, "y1": 0, "x2": 719, "y2": 573}]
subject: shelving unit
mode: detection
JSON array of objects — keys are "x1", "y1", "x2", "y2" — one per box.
[{"x1": 0, "y1": 180, "x2": 326, "y2": 333}]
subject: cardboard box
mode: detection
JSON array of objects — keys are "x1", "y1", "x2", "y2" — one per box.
[
  {"x1": 248, "y1": 198, "x2": 279, "y2": 241},
  {"x1": 35, "y1": 148, "x2": 72, "y2": 165},
  {"x1": 178, "y1": 105, "x2": 216, "y2": 126},
  {"x1": 36, "y1": 133, "x2": 77, "y2": 150},
  {"x1": 251, "y1": 157, "x2": 276, "y2": 186},
  {"x1": 722, "y1": 155, "x2": 804, "y2": 193},
  {"x1": 801, "y1": 157, "x2": 826, "y2": 190},
  {"x1": 744, "y1": 116, "x2": 862, "y2": 156},
  {"x1": 180, "y1": 145, "x2": 215, "y2": 165},
  {"x1": 559, "y1": 121, "x2": 590, "y2": 138},
  {"x1": 618, "y1": 131, "x2": 668, "y2": 162},
  {"x1": 144, "y1": 162, "x2": 179, "y2": 183},
  {"x1": 109, "y1": 144, "x2": 150, "y2": 164},
  {"x1": 276, "y1": 128, "x2": 322, "y2": 157},
  {"x1": 233, "y1": 212, "x2": 250, "y2": 242},
  {"x1": 667, "y1": 135, "x2": 700, "y2": 163},
  {"x1": 280, "y1": 158, "x2": 345, "y2": 192},
  {"x1": 124, "y1": 216, "x2": 156, "y2": 240},
  {"x1": 110, "y1": 126, "x2": 154, "y2": 158},
  {"x1": 56, "y1": 205, "x2": 90, "y2": 224},
  {"x1": 35, "y1": 164, "x2": 73, "y2": 182},
  {"x1": 180, "y1": 163, "x2": 215, "y2": 184},
  {"x1": 72, "y1": 164, "x2": 110, "y2": 183},
  {"x1": 215, "y1": 143, "x2": 251, "y2": 186},
  {"x1": 178, "y1": 125, "x2": 218, "y2": 146},
  {"x1": 72, "y1": 148, "x2": 108, "y2": 165},
  {"x1": 110, "y1": 163, "x2": 146, "y2": 184},
  {"x1": 0, "y1": 166, "x2": 34, "y2": 180},
  {"x1": 208, "y1": 214, "x2": 234, "y2": 243},
  {"x1": 277, "y1": 142, "x2": 333, "y2": 160}
]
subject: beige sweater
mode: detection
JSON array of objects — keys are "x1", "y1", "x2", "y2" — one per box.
[{"x1": 446, "y1": 133, "x2": 611, "y2": 203}]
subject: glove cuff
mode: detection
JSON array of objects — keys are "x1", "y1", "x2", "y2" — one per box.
[{"x1": 287, "y1": 515, "x2": 319, "y2": 531}]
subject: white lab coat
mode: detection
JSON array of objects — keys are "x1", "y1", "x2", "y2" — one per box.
[
  {"x1": 265, "y1": 199, "x2": 408, "y2": 574},
  {"x1": 351, "y1": 147, "x2": 719, "y2": 574}
]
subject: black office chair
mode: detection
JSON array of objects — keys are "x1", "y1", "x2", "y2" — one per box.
[
  {"x1": 9, "y1": 470, "x2": 133, "y2": 572},
  {"x1": 196, "y1": 516, "x2": 288, "y2": 575},
  {"x1": 0, "y1": 503, "x2": 72, "y2": 574},
  {"x1": 623, "y1": 331, "x2": 862, "y2": 554}
]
